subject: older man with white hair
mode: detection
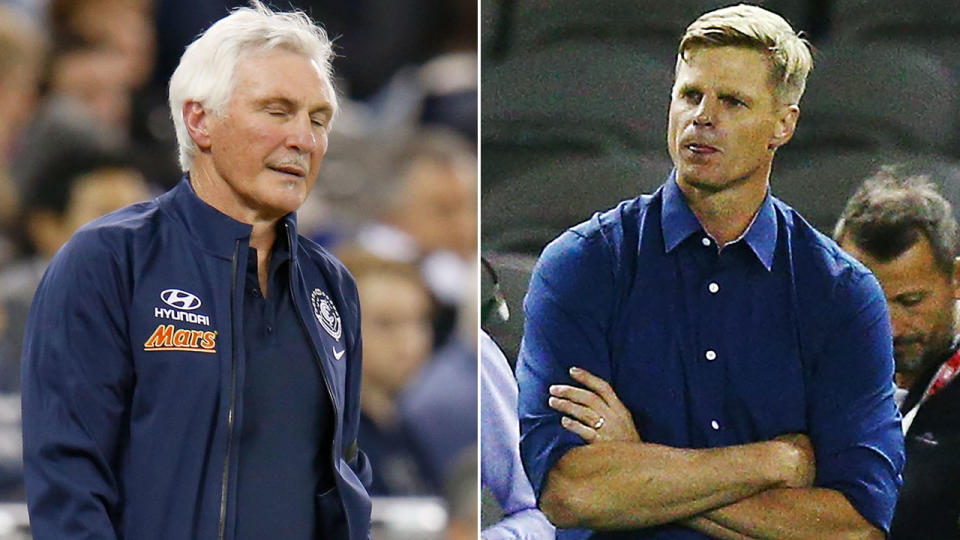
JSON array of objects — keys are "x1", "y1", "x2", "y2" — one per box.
[{"x1": 21, "y1": 2, "x2": 371, "y2": 539}]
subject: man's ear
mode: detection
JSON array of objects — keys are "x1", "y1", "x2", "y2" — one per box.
[
  {"x1": 183, "y1": 101, "x2": 213, "y2": 151},
  {"x1": 769, "y1": 104, "x2": 800, "y2": 150}
]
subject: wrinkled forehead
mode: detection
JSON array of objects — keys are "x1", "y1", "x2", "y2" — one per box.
[{"x1": 229, "y1": 46, "x2": 337, "y2": 111}]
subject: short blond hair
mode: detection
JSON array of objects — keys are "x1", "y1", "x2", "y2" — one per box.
[{"x1": 678, "y1": 4, "x2": 813, "y2": 105}]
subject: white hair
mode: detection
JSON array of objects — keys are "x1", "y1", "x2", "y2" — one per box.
[{"x1": 168, "y1": 0, "x2": 338, "y2": 172}]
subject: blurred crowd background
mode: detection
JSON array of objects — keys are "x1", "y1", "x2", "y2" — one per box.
[
  {"x1": 480, "y1": 0, "x2": 960, "y2": 368},
  {"x1": 0, "y1": 0, "x2": 477, "y2": 538}
]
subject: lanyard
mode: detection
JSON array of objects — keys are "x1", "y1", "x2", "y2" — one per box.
[
  {"x1": 924, "y1": 349, "x2": 960, "y2": 401},
  {"x1": 902, "y1": 349, "x2": 960, "y2": 434}
]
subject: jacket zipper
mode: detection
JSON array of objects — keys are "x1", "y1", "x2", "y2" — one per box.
[
  {"x1": 219, "y1": 239, "x2": 242, "y2": 540},
  {"x1": 285, "y1": 224, "x2": 348, "y2": 537}
]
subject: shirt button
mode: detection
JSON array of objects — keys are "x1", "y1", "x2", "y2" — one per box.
[
  {"x1": 711, "y1": 420, "x2": 720, "y2": 430},
  {"x1": 708, "y1": 282, "x2": 720, "y2": 294},
  {"x1": 266, "y1": 325, "x2": 274, "y2": 334},
  {"x1": 701, "y1": 237, "x2": 711, "y2": 247},
  {"x1": 705, "y1": 350, "x2": 717, "y2": 361}
]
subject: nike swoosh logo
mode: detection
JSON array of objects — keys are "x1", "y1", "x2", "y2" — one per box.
[{"x1": 332, "y1": 347, "x2": 345, "y2": 360}]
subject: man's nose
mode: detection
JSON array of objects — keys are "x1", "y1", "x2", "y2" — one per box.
[
  {"x1": 889, "y1": 306, "x2": 914, "y2": 339},
  {"x1": 693, "y1": 97, "x2": 715, "y2": 126},
  {"x1": 287, "y1": 113, "x2": 318, "y2": 152}
]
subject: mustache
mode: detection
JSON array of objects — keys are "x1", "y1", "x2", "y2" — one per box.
[{"x1": 268, "y1": 157, "x2": 310, "y2": 174}]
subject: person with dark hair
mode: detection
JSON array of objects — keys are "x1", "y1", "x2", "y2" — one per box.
[
  {"x1": 515, "y1": 4, "x2": 903, "y2": 539},
  {"x1": 0, "y1": 4, "x2": 44, "y2": 262},
  {"x1": 835, "y1": 167, "x2": 960, "y2": 540},
  {"x1": 0, "y1": 147, "x2": 150, "y2": 379}
]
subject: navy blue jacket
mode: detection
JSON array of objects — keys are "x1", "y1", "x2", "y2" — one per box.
[{"x1": 21, "y1": 178, "x2": 371, "y2": 539}]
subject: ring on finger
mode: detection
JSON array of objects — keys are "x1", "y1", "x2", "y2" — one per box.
[{"x1": 593, "y1": 417, "x2": 605, "y2": 430}]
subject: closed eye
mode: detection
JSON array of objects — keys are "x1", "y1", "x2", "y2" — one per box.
[{"x1": 895, "y1": 292, "x2": 927, "y2": 307}]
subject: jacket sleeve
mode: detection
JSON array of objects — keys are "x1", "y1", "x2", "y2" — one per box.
[
  {"x1": 21, "y1": 231, "x2": 134, "y2": 539},
  {"x1": 343, "y1": 280, "x2": 371, "y2": 488}
]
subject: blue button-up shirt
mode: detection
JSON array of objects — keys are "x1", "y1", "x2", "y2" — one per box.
[{"x1": 517, "y1": 173, "x2": 904, "y2": 539}]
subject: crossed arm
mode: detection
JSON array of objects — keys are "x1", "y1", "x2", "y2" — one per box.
[{"x1": 542, "y1": 367, "x2": 883, "y2": 539}]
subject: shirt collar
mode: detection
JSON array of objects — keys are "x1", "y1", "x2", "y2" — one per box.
[{"x1": 660, "y1": 170, "x2": 778, "y2": 271}]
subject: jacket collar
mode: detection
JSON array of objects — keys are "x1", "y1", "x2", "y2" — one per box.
[{"x1": 163, "y1": 175, "x2": 300, "y2": 261}]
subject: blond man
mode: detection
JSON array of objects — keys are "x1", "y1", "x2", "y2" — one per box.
[{"x1": 518, "y1": 5, "x2": 903, "y2": 539}]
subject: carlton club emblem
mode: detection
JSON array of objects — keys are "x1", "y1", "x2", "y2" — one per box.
[{"x1": 311, "y1": 289, "x2": 342, "y2": 340}]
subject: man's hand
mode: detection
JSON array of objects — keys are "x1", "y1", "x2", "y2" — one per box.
[{"x1": 548, "y1": 366, "x2": 640, "y2": 443}]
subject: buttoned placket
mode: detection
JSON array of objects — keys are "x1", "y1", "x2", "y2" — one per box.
[{"x1": 697, "y1": 236, "x2": 727, "y2": 442}]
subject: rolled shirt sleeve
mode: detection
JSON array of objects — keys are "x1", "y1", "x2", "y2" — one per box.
[
  {"x1": 804, "y1": 270, "x2": 904, "y2": 531},
  {"x1": 516, "y1": 227, "x2": 616, "y2": 498}
]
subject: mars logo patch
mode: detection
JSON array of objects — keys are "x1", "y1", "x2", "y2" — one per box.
[
  {"x1": 144, "y1": 324, "x2": 217, "y2": 353},
  {"x1": 311, "y1": 289, "x2": 342, "y2": 340}
]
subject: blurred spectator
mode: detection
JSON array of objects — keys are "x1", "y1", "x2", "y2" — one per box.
[
  {"x1": 49, "y1": 0, "x2": 155, "y2": 89},
  {"x1": 12, "y1": 43, "x2": 135, "y2": 196},
  {"x1": 300, "y1": 0, "x2": 473, "y2": 103},
  {"x1": 835, "y1": 168, "x2": 960, "y2": 540},
  {"x1": 371, "y1": 0, "x2": 477, "y2": 141},
  {"x1": 480, "y1": 331, "x2": 554, "y2": 540},
  {"x1": 0, "y1": 148, "x2": 150, "y2": 387},
  {"x1": 16, "y1": 0, "x2": 180, "y2": 192},
  {"x1": 0, "y1": 4, "x2": 44, "y2": 259},
  {"x1": 337, "y1": 247, "x2": 438, "y2": 496},
  {"x1": 339, "y1": 245, "x2": 476, "y2": 498},
  {"x1": 401, "y1": 255, "x2": 478, "y2": 490},
  {"x1": 354, "y1": 129, "x2": 476, "y2": 346},
  {"x1": 417, "y1": 0, "x2": 476, "y2": 142},
  {"x1": 416, "y1": 48, "x2": 477, "y2": 142}
]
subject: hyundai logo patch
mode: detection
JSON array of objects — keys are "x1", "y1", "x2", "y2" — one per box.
[{"x1": 160, "y1": 289, "x2": 202, "y2": 311}]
